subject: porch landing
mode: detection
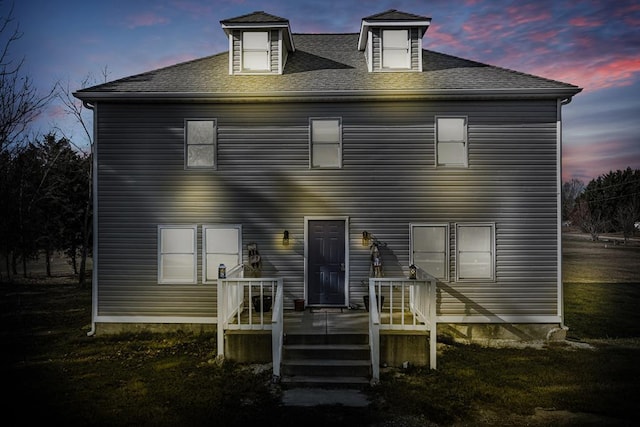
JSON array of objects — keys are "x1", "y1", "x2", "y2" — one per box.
[{"x1": 283, "y1": 308, "x2": 368, "y2": 334}]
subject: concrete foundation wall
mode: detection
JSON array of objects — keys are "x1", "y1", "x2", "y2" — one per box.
[
  {"x1": 94, "y1": 322, "x2": 216, "y2": 336},
  {"x1": 439, "y1": 323, "x2": 566, "y2": 345}
]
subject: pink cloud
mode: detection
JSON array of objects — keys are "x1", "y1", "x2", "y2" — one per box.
[
  {"x1": 530, "y1": 56, "x2": 640, "y2": 92},
  {"x1": 568, "y1": 16, "x2": 603, "y2": 28},
  {"x1": 563, "y1": 140, "x2": 640, "y2": 182},
  {"x1": 124, "y1": 12, "x2": 169, "y2": 29}
]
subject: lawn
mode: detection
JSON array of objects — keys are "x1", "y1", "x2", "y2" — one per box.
[{"x1": 2, "y1": 235, "x2": 639, "y2": 426}]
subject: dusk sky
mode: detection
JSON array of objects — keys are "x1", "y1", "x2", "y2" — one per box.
[{"x1": 6, "y1": 0, "x2": 640, "y2": 183}]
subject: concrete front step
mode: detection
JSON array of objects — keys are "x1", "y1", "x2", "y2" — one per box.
[
  {"x1": 284, "y1": 333, "x2": 369, "y2": 346},
  {"x1": 282, "y1": 358, "x2": 371, "y2": 377},
  {"x1": 280, "y1": 375, "x2": 371, "y2": 388},
  {"x1": 284, "y1": 343, "x2": 370, "y2": 360},
  {"x1": 281, "y1": 332, "x2": 371, "y2": 387}
]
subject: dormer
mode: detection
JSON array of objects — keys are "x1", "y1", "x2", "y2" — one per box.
[
  {"x1": 220, "y1": 11, "x2": 295, "y2": 75},
  {"x1": 358, "y1": 9, "x2": 431, "y2": 73}
]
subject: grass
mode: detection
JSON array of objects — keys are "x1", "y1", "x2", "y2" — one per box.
[{"x1": 2, "y1": 236, "x2": 640, "y2": 426}]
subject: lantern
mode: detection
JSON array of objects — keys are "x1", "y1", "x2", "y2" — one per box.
[{"x1": 409, "y1": 264, "x2": 417, "y2": 280}]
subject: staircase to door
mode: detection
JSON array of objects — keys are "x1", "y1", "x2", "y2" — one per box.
[
  {"x1": 280, "y1": 309, "x2": 371, "y2": 387},
  {"x1": 281, "y1": 332, "x2": 371, "y2": 387}
]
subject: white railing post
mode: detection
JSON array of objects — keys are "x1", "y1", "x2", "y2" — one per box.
[
  {"x1": 217, "y1": 275, "x2": 225, "y2": 357},
  {"x1": 429, "y1": 277, "x2": 437, "y2": 370},
  {"x1": 271, "y1": 278, "x2": 284, "y2": 382},
  {"x1": 369, "y1": 279, "x2": 381, "y2": 383}
]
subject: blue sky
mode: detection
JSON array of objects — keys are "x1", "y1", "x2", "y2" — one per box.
[{"x1": 6, "y1": 0, "x2": 640, "y2": 183}]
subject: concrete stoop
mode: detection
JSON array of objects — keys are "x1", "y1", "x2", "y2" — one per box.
[{"x1": 280, "y1": 332, "x2": 372, "y2": 388}]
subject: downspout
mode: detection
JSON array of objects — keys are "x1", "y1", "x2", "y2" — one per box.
[
  {"x1": 83, "y1": 101, "x2": 99, "y2": 337},
  {"x1": 556, "y1": 96, "x2": 572, "y2": 329}
]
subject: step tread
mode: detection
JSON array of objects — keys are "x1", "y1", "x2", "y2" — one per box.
[
  {"x1": 285, "y1": 344, "x2": 370, "y2": 350},
  {"x1": 282, "y1": 359, "x2": 370, "y2": 366},
  {"x1": 281, "y1": 376, "x2": 370, "y2": 385}
]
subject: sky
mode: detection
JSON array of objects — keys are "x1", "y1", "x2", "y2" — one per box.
[{"x1": 5, "y1": 0, "x2": 640, "y2": 183}]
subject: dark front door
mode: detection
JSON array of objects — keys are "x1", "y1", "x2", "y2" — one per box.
[{"x1": 308, "y1": 220, "x2": 346, "y2": 306}]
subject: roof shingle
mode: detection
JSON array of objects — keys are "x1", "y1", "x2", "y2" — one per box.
[{"x1": 75, "y1": 33, "x2": 581, "y2": 100}]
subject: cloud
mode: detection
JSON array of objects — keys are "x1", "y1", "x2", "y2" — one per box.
[{"x1": 124, "y1": 12, "x2": 169, "y2": 29}]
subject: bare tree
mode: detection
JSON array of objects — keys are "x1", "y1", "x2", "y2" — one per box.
[
  {"x1": 562, "y1": 178, "x2": 584, "y2": 222},
  {"x1": 55, "y1": 68, "x2": 109, "y2": 287},
  {"x1": 0, "y1": 2, "x2": 55, "y2": 154},
  {"x1": 571, "y1": 199, "x2": 607, "y2": 241}
]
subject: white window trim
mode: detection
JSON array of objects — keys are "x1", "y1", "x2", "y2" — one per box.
[
  {"x1": 185, "y1": 118, "x2": 217, "y2": 170},
  {"x1": 455, "y1": 223, "x2": 496, "y2": 282},
  {"x1": 381, "y1": 28, "x2": 410, "y2": 70},
  {"x1": 309, "y1": 117, "x2": 343, "y2": 169},
  {"x1": 240, "y1": 30, "x2": 271, "y2": 73},
  {"x1": 158, "y1": 225, "x2": 198, "y2": 284},
  {"x1": 435, "y1": 116, "x2": 468, "y2": 168},
  {"x1": 410, "y1": 223, "x2": 450, "y2": 282},
  {"x1": 202, "y1": 224, "x2": 242, "y2": 284}
]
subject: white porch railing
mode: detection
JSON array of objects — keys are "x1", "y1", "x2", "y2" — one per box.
[
  {"x1": 217, "y1": 265, "x2": 284, "y2": 379},
  {"x1": 369, "y1": 271, "x2": 437, "y2": 382}
]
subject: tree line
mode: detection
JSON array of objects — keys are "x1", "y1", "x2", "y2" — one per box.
[
  {"x1": 0, "y1": 134, "x2": 92, "y2": 284},
  {"x1": 563, "y1": 168, "x2": 640, "y2": 242},
  {"x1": 1, "y1": 3, "x2": 93, "y2": 285}
]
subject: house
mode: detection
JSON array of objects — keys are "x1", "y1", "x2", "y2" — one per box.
[{"x1": 74, "y1": 10, "x2": 581, "y2": 377}]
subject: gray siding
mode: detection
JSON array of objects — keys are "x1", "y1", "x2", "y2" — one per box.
[{"x1": 96, "y1": 99, "x2": 560, "y2": 319}]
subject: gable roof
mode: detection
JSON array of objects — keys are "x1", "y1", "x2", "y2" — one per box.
[
  {"x1": 220, "y1": 11, "x2": 295, "y2": 52},
  {"x1": 362, "y1": 9, "x2": 431, "y2": 22},
  {"x1": 220, "y1": 10, "x2": 289, "y2": 24},
  {"x1": 75, "y1": 33, "x2": 581, "y2": 102},
  {"x1": 358, "y1": 9, "x2": 432, "y2": 51}
]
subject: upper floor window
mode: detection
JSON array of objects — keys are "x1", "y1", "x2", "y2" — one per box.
[
  {"x1": 456, "y1": 223, "x2": 495, "y2": 281},
  {"x1": 242, "y1": 31, "x2": 270, "y2": 71},
  {"x1": 185, "y1": 119, "x2": 216, "y2": 169},
  {"x1": 310, "y1": 118, "x2": 342, "y2": 168},
  {"x1": 436, "y1": 116, "x2": 468, "y2": 167},
  {"x1": 382, "y1": 29, "x2": 410, "y2": 69},
  {"x1": 158, "y1": 225, "x2": 197, "y2": 284}
]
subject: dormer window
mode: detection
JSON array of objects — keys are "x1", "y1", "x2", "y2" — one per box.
[
  {"x1": 382, "y1": 29, "x2": 410, "y2": 69},
  {"x1": 220, "y1": 11, "x2": 295, "y2": 75},
  {"x1": 242, "y1": 31, "x2": 269, "y2": 71},
  {"x1": 358, "y1": 9, "x2": 431, "y2": 73}
]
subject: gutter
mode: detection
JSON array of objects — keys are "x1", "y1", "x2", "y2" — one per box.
[{"x1": 73, "y1": 87, "x2": 583, "y2": 104}]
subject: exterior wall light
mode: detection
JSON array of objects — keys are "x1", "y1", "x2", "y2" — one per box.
[
  {"x1": 283, "y1": 230, "x2": 290, "y2": 246},
  {"x1": 409, "y1": 264, "x2": 417, "y2": 280},
  {"x1": 362, "y1": 231, "x2": 371, "y2": 247}
]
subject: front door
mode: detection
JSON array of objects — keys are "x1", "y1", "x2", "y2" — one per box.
[{"x1": 307, "y1": 220, "x2": 346, "y2": 306}]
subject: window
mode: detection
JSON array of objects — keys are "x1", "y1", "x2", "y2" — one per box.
[
  {"x1": 411, "y1": 224, "x2": 449, "y2": 281},
  {"x1": 158, "y1": 226, "x2": 197, "y2": 284},
  {"x1": 310, "y1": 118, "x2": 342, "y2": 168},
  {"x1": 456, "y1": 223, "x2": 495, "y2": 281},
  {"x1": 436, "y1": 117, "x2": 467, "y2": 167},
  {"x1": 185, "y1": 119, "x2": 216, "y2": 169},
  {"x1": 382, "y1": 29, "x2": 409, "y2": 69},
  {"x1": 242, "y1": 31, "x2": 269, "y2": 71},
  {"x1": 203, "y1": 225, "x2": 241, "y2": 283}
]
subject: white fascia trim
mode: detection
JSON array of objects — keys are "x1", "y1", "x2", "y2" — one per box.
[
  {"x1": 228, "y1": 32, "x2": 233, "y2": 75},
  {"x1": 94, "y1": 315, "x2": 218, "y2": 324},
  {"x1": 438, "y1": 315, "x2": 563, "y2": 324}
]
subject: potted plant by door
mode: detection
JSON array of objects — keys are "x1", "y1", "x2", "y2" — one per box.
[
  {"x1": 363, "y1": 295, "x2": 385, "y2": 312},
  {"x1": 252, "y1": 295, "x2": 273, "y2": 312}
]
